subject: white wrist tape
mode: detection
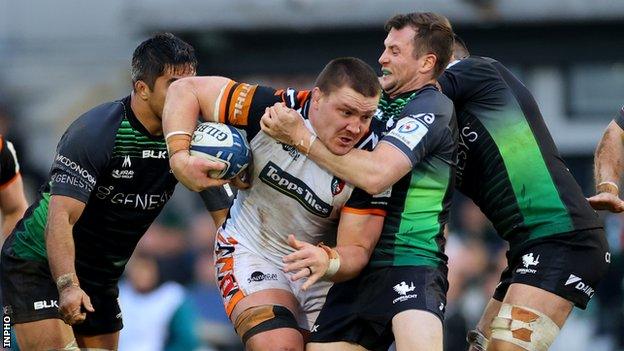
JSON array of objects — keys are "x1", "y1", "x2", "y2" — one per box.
[
  {"x1": 165, "y1": 131, "x2": 193, "y2": 140},
  {"x1": 597, "y1": 181, "x2": 619, "y2": 195},
  {"x1": 323, "y1": 256, "x2": 341, "y2": 279},
  {"x1": 317, "y1": 243, "x2": 340, "y2": 279}
]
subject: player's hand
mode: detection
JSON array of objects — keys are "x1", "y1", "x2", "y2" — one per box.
[
  {"x1": 283, "y1": 234, "x2": 329, "y2": 290},
  {"x1": 260, "y1": 103, "x2": 310, "y2": 147},
  {"x1": 588, "y1": 192, "x2": 624, "y2": 212},
  {"x1": 58, "y1": 285, "x2": 94, "y2": 325},
  {"x1": 231, "y1": 166, "x2": 252, "y2": 189},
  {"x1": 169, "y1": 152, "x2": 229, "y2": 192}
]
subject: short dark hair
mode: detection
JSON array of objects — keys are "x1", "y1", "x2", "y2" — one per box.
[
  {"x1": 385, "y1": 12, "x2": 454, "y2": 77},
  {"x1": 314, "y1": 57, "x2": 381, "y2": 98},
  {"x1": 131, "y1": 33, "x2": 197, "y2": 90},
  {"x1": 453, "y1": 34, "x2": 470, "y2": 59}
]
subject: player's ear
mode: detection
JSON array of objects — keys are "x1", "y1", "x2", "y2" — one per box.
[
  {"x1": 311, "y1": 87, "x2": 322, "y2": 110},
  {"x1": 419, "y1": 53, "x2": 437, "y2": 75},
  {"x1": 134, "y1": 80, "x2": 151, "y2": 100}
]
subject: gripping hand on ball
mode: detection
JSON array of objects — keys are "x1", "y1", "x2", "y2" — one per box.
[{"x1": 170, "y1": 152, "x2": 229, "y2": 192}]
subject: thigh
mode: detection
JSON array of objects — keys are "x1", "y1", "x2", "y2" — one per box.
[
  {"x1": 1, "y1": 253, "x2": 61, "y2": 324},
  {"x1": 503, "y1": 283, "x2": 572, "y2": 327},
  {"x1": 392, "y1": 309, "x2": 443, "y2": 351},
  {"x1": 309, "y1": 275, "x2": 368, "y2": 346},
  {"x1": 215, "y1": 231, "x2": 296, "y2": 319},
  {"x1": 474, "y1": 298, "x2": 503, "y2": 338},
  {"x1": 14, "y1": 318, "x2": 75, "y2": 351},
  {"x1": 232, "y1": 290, "x2": 306, "y2": 351},
  {"x1": 298, "y1": 279, "x2": 332, "y2": 329},
  {"x1": 312, "y1": 266, "x2": 448, "y2": 351},
  {"x1": 71, "y1": 284, "x2": 122, "y2": 337},
  {"x1": 500, "y1": 229, "x2": 609, "y2": 310},
  {"x1": 75, "y1": 331, "x2": 119, "y2": 350}
]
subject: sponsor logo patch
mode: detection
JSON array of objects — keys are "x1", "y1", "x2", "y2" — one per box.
[
  {"x1": 331, "y1": 177, "x2": 345, "y2": 196},
  {"x1": 564, "y1": 274, "x2": 595, "y2": 298},
  {"x1": 259, "y1": 161, "x2": 332, "y2": 217},
  {"x1": 516, "y1": 253, "x2": 540, "y2": 275},
  {"x1": 247, "y1": 271, "x2": 279, "y2": 284},
  {"x1": 33, "y1": 300, "x2": 58, "y2": 311},
  {"x1": 386, "y1": 117, "x2": 428, "y2": 150},
  {"x1": 392, "y1": 281, "x2": 418, "y2": 304}
]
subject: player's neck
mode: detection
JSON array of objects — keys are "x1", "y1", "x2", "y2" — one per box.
[
  {"x1": 130, "y1": 92, "x2": 163, "y2": 137},
  {"x1": 390, "y1": 76, "x2": 436, "y2": 99}
]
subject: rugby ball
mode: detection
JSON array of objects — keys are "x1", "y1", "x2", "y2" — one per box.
[{"x1": 190, "y1": 122, "x2": 252, "y2": 179}]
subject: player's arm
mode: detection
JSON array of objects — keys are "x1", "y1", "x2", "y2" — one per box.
[
  {"x1": 199, "y1": 184, "x2": 236, "y2": 228},
  {"x1": 283, "y1": 211, "x2": 384, "y2": 290},
  {"x1": 0, "y1": 138, "x2": 28, "y2": 237},
  {"x1": 262, "y1": 103, "x2": 417, "y2": 194},
  {"x1": 46, "y1": 195, "x2": 94, "y2": 325},
  {"x1": 44, "y1": 112, "x2": 119, "y2": 325},
  {"x1": 0, "y1": 175, "x2": 28, "y2": 238},
  {"x1": 590, "y1": 117, "x2": 624, "y2": 212},
  {"x1": 162, "y1": 76, "x2": 233, "y2": 192}
]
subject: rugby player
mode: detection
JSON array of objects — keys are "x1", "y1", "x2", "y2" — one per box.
[
  {"x1": 436, "y1": 37, "x2": 610, "y2": 351},
  {"x1": 262, "y1": 12, "x2": 456, "y2": 351},
  {"x1": 590, "y1": 106, "x2": 624, "y2": 213},
  {"x1": 0, "y1": 136, "x2": 28, "y2": 238},
  {"x1": 163, "y1": 58, "x2": 387, "y2": 351},
  {"x1": 0, "y1": 33, "x2": 228, "y2": 350}
]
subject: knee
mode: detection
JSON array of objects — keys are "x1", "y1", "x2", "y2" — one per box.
[
  {"x1": 489, "y1": 303, "x2": 560, "y2": 351},
  {"x1": 234, "y1": 304, "x2": 303, "y2": 347}
]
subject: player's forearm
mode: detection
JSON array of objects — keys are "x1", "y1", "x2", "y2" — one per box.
[
  {"x1": 0, "y1": 177, "x2": 28, "y2": 238},
  {"x1": 45, "y1": 211, "x2": 79, "y2": 287},
  {"x1": 594, "y1": 121, "x2": 624, "y2": 193},
  {"x1": 331, "y1": 245, "x2": 370, "y2": 282},
  {"x1": 307, "y1": 141, "x2": 392, "y2": 195},
  {"x1": 163, "y1": 79, "x2": 203, "y2": 138}
]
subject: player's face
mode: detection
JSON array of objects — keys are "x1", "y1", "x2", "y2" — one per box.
[
  {"x1": 148, "y1": 64, "x2": 196, "y2": 119},
  {"x1": 378, "y1": 27, "x2": 422, "y2": 97},
  {"x1": 311, "y1": 85, "x2": 379, "y2": 156}
]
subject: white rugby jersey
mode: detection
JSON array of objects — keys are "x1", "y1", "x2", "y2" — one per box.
[{"x1": 212, "y1": 81, "x2": 386, "y2": 267}]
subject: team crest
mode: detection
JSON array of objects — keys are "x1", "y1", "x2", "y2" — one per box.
[{"x1": 331, "y1": 177, "x2": 345, "y2": 196}]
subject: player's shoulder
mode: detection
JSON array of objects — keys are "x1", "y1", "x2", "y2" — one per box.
[
  {"x1": 408, "y1": 85, "x2": 454, "y2": 119},
  {"x1": 68, "y1": 96, "x2": 128, "y2": 136},
  {"x1": 59, "y1": 96, "x2": 128, "y2": 151},
  {"x1": 449, "y1": 56, "x2": 498, "y2": 71},
  {"x1": 78, "y1": 97, "x2": 126, "y2": 126}
]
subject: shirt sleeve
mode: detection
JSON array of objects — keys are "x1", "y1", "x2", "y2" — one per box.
[
  {"x1": 214, "y1": 80, "x2": 311, "y2": 141},
  {"x1": 343, "y1": 186, "x2": 388, "y2": 217},
  {"x1": 49, "y1": 118, "x2": 113, "y2": 203},
  {"x1": 614, "y1": 106, "x2": 624, "y2": 130},
  {"x1": 380, "y1": 94, "x2": 454, "y2": 167},
  {"x1": 199, "y1": 185, "x2": 235, "y2": 212}
]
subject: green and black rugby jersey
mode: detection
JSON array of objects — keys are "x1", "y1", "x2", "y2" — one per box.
[
  {"x1": 3, "y1": 96, "x2": 231, "y2": 288},
  {"x1": 356, "y1": 85, "x2": 457, "y2": 268},
  {"x1": 438, "y1": 57, "x2": 601, "y2": 245}
]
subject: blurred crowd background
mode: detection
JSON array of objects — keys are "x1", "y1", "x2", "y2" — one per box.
[{"x1": 1, "y1": 0, "x2": 623, "y2": 350}]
